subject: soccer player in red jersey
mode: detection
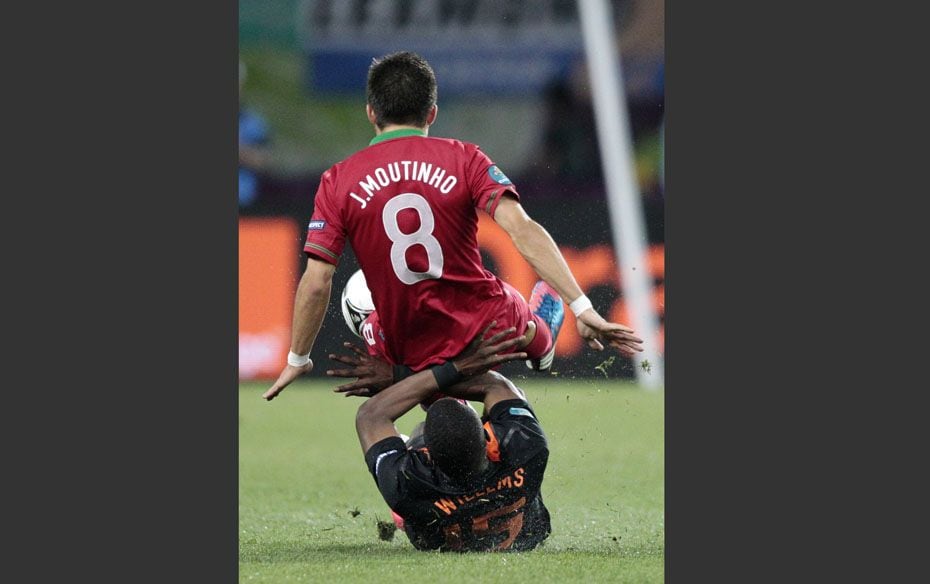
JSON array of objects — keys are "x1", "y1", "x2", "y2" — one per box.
[{"x1": 264, "y1": 52, "x2": 642, "y2": 402}]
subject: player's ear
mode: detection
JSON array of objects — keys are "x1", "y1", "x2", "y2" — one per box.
[
  {"x1": 366, "y1": 104, "x2": 378, "y2": 126},
  {"x1": 426, "y1": 104, "x2": 438, "y2": 126}
]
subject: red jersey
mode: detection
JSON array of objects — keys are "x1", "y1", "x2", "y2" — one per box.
[{"x1": 304, "y1": 129, "x2": 523, "y2": 371}]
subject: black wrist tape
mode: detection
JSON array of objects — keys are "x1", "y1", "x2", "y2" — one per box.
[
  {"x1": 431, "y1": 361, "x2": 464, "y2": 390},
  {"x1": 392, "y1": 364, "x2": 414, "y2": 384}
]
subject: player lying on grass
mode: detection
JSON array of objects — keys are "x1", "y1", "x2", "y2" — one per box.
[{"x1": 335, "y1": 323, "x2": 552, "y2": 552}]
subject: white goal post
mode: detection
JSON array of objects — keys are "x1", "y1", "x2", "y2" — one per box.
[{"x1": 578, "y1": 0, "x2": 664, "y2": 388}]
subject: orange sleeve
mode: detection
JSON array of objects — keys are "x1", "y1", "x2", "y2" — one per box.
[{"x1": 484, "y1": 422, "x2": 501, "y2": 462}]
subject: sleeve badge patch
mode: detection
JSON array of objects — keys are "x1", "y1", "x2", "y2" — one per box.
[{"x1": 488, "y1": 165, "x2": 513, "y2": 185}]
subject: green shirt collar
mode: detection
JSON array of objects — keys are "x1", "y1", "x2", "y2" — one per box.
[{"x1": 369, "y1": 128, "x2": 427, "y2": 146}]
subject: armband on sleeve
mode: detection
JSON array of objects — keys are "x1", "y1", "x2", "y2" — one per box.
[
  {"x1": 430, "y1": 361, "x2": 464, "y2": 390},
  {"x1": 392, "y1": 364, "x2": 415, "y2": 384}
]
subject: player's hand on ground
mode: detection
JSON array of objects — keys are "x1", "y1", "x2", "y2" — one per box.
[
  {"x1": 328, "y1": 342, "x2": 393, "y2": 398},
  {"x1": 576, "y1": 309, "x2": 644, "y2": 356},
  {"x1": 452, "y1": 322, "x2": 528, "y2": 378},
  {"x1": 263, "y1": 361, "x2": 314, "y2": 401}
]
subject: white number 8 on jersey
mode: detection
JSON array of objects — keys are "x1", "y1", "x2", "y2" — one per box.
[{"x1": 382, "y1": 193, "x2": 444, "y2": 285}]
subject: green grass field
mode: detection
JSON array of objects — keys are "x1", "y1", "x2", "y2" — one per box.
[{"x1": 239, "y1": 378, "x2": 664, "y2": 583}]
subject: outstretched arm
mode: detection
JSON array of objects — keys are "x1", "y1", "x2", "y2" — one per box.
[
  {"x1": 493, "y1": 195, "x2": 584, "y2": 304},
  {"x1": 263, "y1": 257, "x2": 335, "y2": 401},
  {"x1": 433, "y1": 371, "x2": 527, "y2": 417},
  {"x1": 354, "y1": 325, "x2": 527, "y2": 454},
  {"x1": 493, "y1": 196, "x2": 644, "y2": 356}
]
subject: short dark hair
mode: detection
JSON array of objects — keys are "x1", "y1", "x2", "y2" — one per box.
[
  {"x1": 424, "y1": 398, "x2": 486, "y2": 481},
  {"x1": 366, "y1": 51, "x2": 437, "y2": 129}
]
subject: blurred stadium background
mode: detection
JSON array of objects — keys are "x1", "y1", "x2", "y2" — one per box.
[{"x1": 238, "y1": 0, "x2": 665, "y2": 382}]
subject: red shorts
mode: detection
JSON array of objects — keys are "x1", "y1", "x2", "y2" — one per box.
[{"x1": 361, "y1": 281, "x2": 552, "y2": 368}]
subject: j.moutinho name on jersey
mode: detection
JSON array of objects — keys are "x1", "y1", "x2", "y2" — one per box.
[{"x1": 348, "y1": 161, "x2": 458, "y2": 208}]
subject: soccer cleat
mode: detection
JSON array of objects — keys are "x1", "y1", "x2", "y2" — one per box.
[{"x1": 526, "y1": 281, "x2": 564, "y2": 371}]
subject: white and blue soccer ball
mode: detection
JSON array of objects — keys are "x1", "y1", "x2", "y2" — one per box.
[{"x1": 341, "y1": 269, "x2": 375, "y2": 338}]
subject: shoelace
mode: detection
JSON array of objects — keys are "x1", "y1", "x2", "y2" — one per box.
[{"x1": 535, "y1": 295, "x2": 563, "y2": 335}]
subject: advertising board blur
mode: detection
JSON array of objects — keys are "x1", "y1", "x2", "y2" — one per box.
[
  {"x1": 298, "y1": 0, "x2": 585, "y2": 96},
  {"x1": 239, "y1": 218, "x2": 300, "y2": 379}
]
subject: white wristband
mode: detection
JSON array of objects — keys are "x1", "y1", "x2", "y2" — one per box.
[
  {"x1": 287, "y1": 351, "x2": 311, "y2": 367},
  {"x1": 569, "y1": 295, "x2": 593, "y2": 317}
]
